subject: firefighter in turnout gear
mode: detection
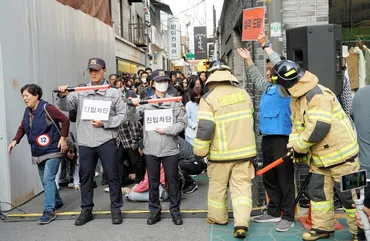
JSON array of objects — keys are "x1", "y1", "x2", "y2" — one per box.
[
  {"x1": 271, "y1": 60, "x2": 359, "y2": 241},
  {"x1": 193, "y1": 60, "x2": 257, "y2": 239}
]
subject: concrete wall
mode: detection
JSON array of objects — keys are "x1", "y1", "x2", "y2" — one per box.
[
  {"x1": 0, "y1": 0, "x2": 116, "y2": 209},
  {"x1": 218, "y1": 0, "x2": 329, "y2": 206}
]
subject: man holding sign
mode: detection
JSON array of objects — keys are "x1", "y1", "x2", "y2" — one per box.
[
  {"x1": 56, "y1": 58, "x2": 126, "y2": 226},
  {"x1": 131, "y1": 69, "x2": 187, "y2": 226}
]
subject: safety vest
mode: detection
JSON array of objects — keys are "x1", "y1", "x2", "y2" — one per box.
[
  {"x1": 23, "y1": 100, "x2": 61, "y2": 157},
  {"x1": 259, "y1": 83, "x2": 292, "y2": 136},
  {"x1": 289, "y1": 84, "x2": 358, "y2": 168},
  {"x1": 194, "y1": 83, "x2": 257, "y2": 162}
]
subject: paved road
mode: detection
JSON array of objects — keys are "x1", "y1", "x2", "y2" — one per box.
[{"x1": 0, "y1": 218, "x2": 209, "y2": 241}]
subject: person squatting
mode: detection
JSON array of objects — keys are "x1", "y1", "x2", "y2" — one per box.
[{"x1": 8, "y1": 50, "x2": 364, "y2": 241}]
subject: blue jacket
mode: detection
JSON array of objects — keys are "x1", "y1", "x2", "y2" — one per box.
[
  {"x1": 259, "y1": 83, "x2": 292, "y2": 136},
  {"x1": 23, "y1": 100, "x2": 61, "y2": 157}
]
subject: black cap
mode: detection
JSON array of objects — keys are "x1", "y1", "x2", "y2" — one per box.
[
  {"x1": 87, "y1": 58, "x2": 106, "y2": 70},
  {"x1": 151, "y1": 69, "x2": 170, "y2": 82}
]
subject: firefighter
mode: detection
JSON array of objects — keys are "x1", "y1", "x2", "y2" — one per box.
[
  {"x1": 193, "y1": 60, "x2": 257, "y2": 239},
  {"x1": 271, "y1": 60, "x2": 359, "y2": 241}
]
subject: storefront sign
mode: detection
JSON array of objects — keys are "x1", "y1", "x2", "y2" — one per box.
[
  {"x1": 144, "y1": 109, "x2": 173, "y2": 131},
  {"x1": 168, "y1": 18, "x2": 181, "y2": 60},
  {"x1": 242, "y1": 7, "x2": 265, "y2": 41},
  {"x1": 81, "y1": 99, "x2": 111, "y2": 121},
  {"x1": 194, "y1": 26, "x2": 207, "y2": 60}
]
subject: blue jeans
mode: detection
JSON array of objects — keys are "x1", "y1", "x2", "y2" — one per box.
[{"x1": 37, "y1": 158, "x2": 63, "y2": 211}]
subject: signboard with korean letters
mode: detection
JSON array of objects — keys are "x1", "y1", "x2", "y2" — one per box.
[
  {"x1": 242, "y1": 7, "x2": 265, "y2": 41},
  {"x1": 168, "y1": 18, "x2": 181, "y2": 60},
  {"x1": 144, "y1": 109, "x2": 173, "y2": 131},
  {"x1": 80, "y1": 99, "x2": 111, "y2": 121}
]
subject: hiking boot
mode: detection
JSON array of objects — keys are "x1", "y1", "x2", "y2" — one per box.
[
  {"x1": 75, "y1": 209, "x2": 94, "y2": 226},
  {"x1": 172, "y1": 215, "x2": 183, "y2": 225},
  {"x1": 302, "y1": 231, "x2": 330, "y2": 241},
  {"x1": 276, "y1": 219, "x2": 294, "y2": 232},
  {"x1": 254, "y1": 213, "x2": 281, "y2": 223},
  {"x1": 38, "y1": 210, "x2": 56, "y2": 225},
  {"x1": 55, "y1": 202, "x2": 64, "y2": 211},
  {"x1": 147, "y1": 213, "x2": 161, "y2": 225},
  {"x1": 183, "y1": 182, "x2": 198, "y2": 194},
  {"x1": 233, "y1": 229, "x2": 247, "y2": 239},
  {"x1": 111, "y1": 211, "x2": 122, "y2": 225}
]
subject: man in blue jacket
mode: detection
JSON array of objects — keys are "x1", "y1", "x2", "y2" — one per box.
[{"x1": 237, "y1": 33, "x2": 294, "y2": 232}]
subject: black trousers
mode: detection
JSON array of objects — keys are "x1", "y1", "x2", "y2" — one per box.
[
  {"x1": 262, "y1": 135, "x2": 295, "y2": 221},
  {"x1": 79, "y1": 140, "x2": 123, "y2": 212},
  {"x1": 145, "y1": 154, "x2": 181, "y2": 216},
  {"x1": 179, "y1": 160, "x2": 206, "y2": 187}
]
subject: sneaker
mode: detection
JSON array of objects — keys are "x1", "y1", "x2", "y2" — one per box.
[
  {"x1": 104, "y1": 187, "x2": 110, "y2": 193},
  {"x1": 276, "y1": 219, "x2": 294, "y2": 232},
  {"x1": 254, "y1": 213, "x2": 281, "y2": 223},
  {"x1": 55, "y1": 202, "x2": 64, "y2": 211},
  {"x1": 183, "y1": 182, "x2": 198, "y2": 194},
  {"x1": 38, "y1": 210, "x2": 56, "y2": 224}
]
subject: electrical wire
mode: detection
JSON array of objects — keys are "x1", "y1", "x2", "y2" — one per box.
[
  {"x1": 173, "y1": 0, "x2": 206, "y2": 17},
  {"x1": 0, "y1": 201, "x2": 27, "y2": 214}
]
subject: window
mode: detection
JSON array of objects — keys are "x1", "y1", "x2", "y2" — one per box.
[{"x1": 329, "y1": 0, "x2": 370, "y2": 45}]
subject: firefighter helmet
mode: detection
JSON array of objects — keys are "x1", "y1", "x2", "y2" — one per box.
[
  {"x1": 206, "y1": 59, "x2": 239, "y2": 85},
  {"x1": 270, "y1": 60, "x2": 305, "y2": 89},
  {"x1": 208, "y1": 59, "x2": 231, "y2": 73}
]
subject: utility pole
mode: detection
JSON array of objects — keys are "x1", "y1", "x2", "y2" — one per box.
[
  {"x1": 213, "y1": 5, "x2": 217, "y2": 60},
  {"x1": 266, "y1": 0, "x2": 283, "y2": 54}
]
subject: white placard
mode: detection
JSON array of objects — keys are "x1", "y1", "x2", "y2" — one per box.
[
  {"x1": 270, "y1": 22, "x2": 282, "y2": 37},
  {"x1": 144, "y1": 109, "x2": 173, "y2": 131},
  {"x1": 168, "y1": 18, "x2": 181, "y2": 60},
  {"x1": 81, "y1": 99, "x2": 111, "y2": 121}
]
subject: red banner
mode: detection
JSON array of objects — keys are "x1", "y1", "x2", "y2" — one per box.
[{"x1": 242, "y1": 7, "x2": 265, "y2": 41}]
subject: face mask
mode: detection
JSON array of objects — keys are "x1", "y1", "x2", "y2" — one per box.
[
  {"x1": 141, "y1": 79, "x2": 147, "y2": 83},
  {"x1": 155, "y1": 82, "x2": 169, "y2": 92}
]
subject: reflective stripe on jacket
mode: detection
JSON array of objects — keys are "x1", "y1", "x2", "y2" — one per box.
[
  {"x1": 194, "y1": 82, "x2": 257, "y2": 162},
  {"x1": 288, "y1": 71, "x2": 358, "y2": 168}
]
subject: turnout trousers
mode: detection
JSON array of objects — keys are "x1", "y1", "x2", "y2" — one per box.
[
  {"x1": 307, "y1": 159, "x2": 359, "y2": 234},
  {"x1": 207, "y1": 160, "x2": 254, "y2": 230}
]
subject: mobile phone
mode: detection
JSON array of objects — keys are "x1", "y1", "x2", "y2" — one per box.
[{"x1": 340, "y1": 169, "x2": 367, "y2": 192}]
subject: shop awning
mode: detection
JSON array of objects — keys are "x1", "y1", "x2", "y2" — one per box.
[
  {"x1": 151, "y1": 0, "x2": 173, "y2": 15},
  {"x1": 172, "y1": 59, "x2": 190, "y2": 67}
]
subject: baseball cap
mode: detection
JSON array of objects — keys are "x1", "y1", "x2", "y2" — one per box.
[
  {"x1": 151, "y1": 69, "x2": 170, "y2": 82},
  {"x1": 87, "y1": 58, "x2": 106, "y2": 70}
]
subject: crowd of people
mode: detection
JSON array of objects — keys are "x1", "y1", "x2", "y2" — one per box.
[{"x1": 6, "y1": 32, "x2": 370, "y2": 241}]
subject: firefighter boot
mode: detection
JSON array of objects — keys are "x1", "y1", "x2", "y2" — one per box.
[
  {"x1": 206, "y1": 218, "x2": 228, "y2": 225},
  {"x1": 233, "y1": 227, "x2": 247, "y2": 239},
  {"x1": 302, "y1": 231, "x2": 330, "y2": 241},
  {"x1": 353, "y1": 234, "x2": 358, "y2": 241}
]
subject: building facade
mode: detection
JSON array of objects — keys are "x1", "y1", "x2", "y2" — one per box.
[
  {"x1": 217, "y1": 0, "x2": 330, "y2": 206},
  {"x1": 110, "y1": 0, "x2": 171, "y2": 76},
  {"x1": 218, "y1": 0, "x2": 369, "y2": 206}
]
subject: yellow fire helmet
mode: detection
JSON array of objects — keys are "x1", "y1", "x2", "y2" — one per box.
[{"x1": 206, "y1": 59, "x2": 239, "y2": 85}]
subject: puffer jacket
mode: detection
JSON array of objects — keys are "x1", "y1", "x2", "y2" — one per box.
[
  {"x1": 288, "y1": 71, "x2": 358, "y2": 168},
  {"x1": 142, "y1": 94, "x2": 187, "y2": 157}
]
